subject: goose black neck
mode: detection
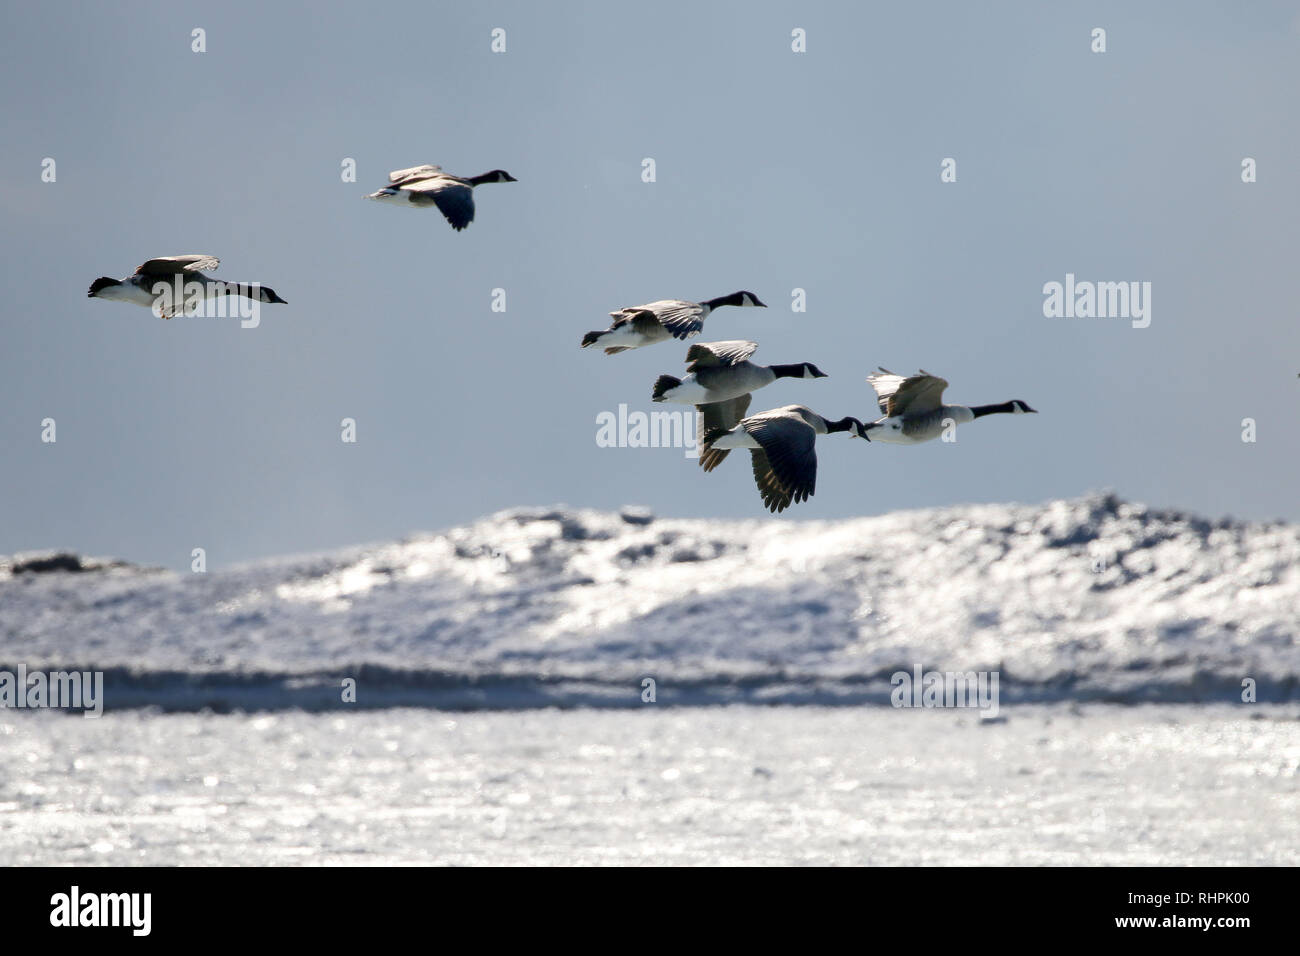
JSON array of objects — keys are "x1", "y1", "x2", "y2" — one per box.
[
  {"x1": 971, "y1": 402, "x2": 1017, "y2": 418},
  {"x1": 825, "y1": 416, "x2": 858, "y2": 434},
  {"x1": 703, "y1": 293, "x2": 744, "y2": 310},
  {"x1": 467, "y1": 171, "x2": 499, "y2": 187},
  {"x1": 770, "y1": 363, "x2": 806, "y2": 379}
]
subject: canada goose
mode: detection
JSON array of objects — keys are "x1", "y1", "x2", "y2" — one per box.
[
  {"x1": 86, "y1": 255, "x2": 287, "y2": 318},
  {"x1": 580, "y1": 292, "x2": 766, "y2": 355},
  {"x1": 651, "y1": 340, "x2": 828, "y2": 471},
  {"x1": 365, "y1": 164, "x2": 517, "y2": 230},
  {"x1": 862, "y1": 368, "x2": 1037, "y2": 443},
  {"x1": 702, "y1": 405, "x2": 865, "y2": 513}
]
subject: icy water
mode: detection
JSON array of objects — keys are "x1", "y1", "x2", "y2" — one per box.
[{"x1": 2, "y1": 704, "x2": 1296, "y2": 866}]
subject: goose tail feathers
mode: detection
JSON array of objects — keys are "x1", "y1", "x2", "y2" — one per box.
[{"x1": 652, "y1": 375, "x2": 681, "y2": 402}]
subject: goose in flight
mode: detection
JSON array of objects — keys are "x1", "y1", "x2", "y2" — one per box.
[
  {"x1": 862, "y1": 368, "x2": 1036, "y2": 443},
  {"x1": 365, "y1": 164, "x2": 517, "y2": 230},
  {"x1": 702, "y1": 405, "x2": 865, "y2": 513},
  {"x1": 86, "y1": 255, "x2": 287, "y2": 318},
  {"x1": 651, "y1": 340, "x2": 828, "y2": 471},
  {"x1": 580, "y1": 292, "x2": 765, "y2": 355}
]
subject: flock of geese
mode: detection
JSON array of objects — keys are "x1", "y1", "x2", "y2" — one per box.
[
  {"x1": 581, "y1": 293, "x2": 1038, "y2": 512},
  {"x1": 85, "y1": 161, "x2": 1038, "y2": 514}
]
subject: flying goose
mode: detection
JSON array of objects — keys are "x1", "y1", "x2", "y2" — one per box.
[
  {"x1": 651, "y1": 340, "x2": 828, "y2": 471},
  {"x1": 862, "y1": 368, "x2": 1037, "y2": 443},
  {"x1": 580, "y1": 292, "x2": 766, "y2": 355},
  {"x1": 702, "y1": 405, "x2": 865, "y2": 513},
  {"x1": 365, "y1": 164, "x2": 517, "y2": 230},
  {"x1": 87, "y1": 255, "x2": 287, "y2": 318}
]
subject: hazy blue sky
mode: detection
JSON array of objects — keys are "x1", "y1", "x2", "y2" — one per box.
[{"x1": 3, "y1": 1, "x2": 1298, "y2": 570}]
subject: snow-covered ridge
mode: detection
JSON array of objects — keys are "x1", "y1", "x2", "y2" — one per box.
[{"x1": 2, "y1": 494, "x2": 1297, "y2": 710}]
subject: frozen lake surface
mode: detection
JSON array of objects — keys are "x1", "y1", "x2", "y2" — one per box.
[{"x1": 3, "y1": 704, "x2": 1296, "y2": 866}]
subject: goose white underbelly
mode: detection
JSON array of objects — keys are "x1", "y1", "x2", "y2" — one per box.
[
  {"x1": 603, "y1": 324, "x2": 667, "y2": 348},
  {"x1": 95, "y1": 282, "x2": 158, "y2": 308},
  {"x1": 868, "y1": 406, "x2": 974, "y2": 444},
  {"x1": 666, "y1": 369, "x2": 769, "y2": 406},
  {"x1": 708, "y1": 428, "x2": 761, "y2": 450},
  {"x1": 869, "y1": 416, "x2": 937, "y2": 444},
  {"x1": 659, "y1": 377, "x2": 713, "y2": 404},
  {"x1": 365, "y1": 189, "x2": 416, "y2": 207}
]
